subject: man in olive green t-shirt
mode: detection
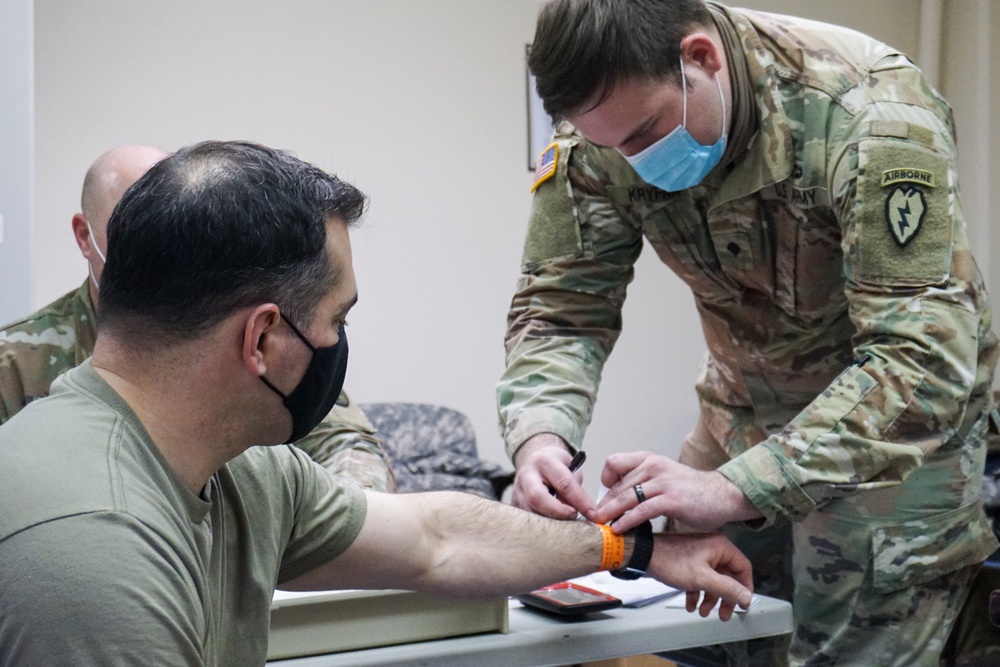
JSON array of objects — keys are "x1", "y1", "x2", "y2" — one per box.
[{"x1": 0, "y1": 140, "x2": 754, "y2": 666}]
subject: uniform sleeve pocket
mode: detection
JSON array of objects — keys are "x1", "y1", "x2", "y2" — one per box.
[{"x1": 791, "y1": 364, "x2": 878, "y2": 459}]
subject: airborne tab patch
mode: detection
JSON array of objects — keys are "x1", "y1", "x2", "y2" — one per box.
[
  {"x1": 530, "y1": 143, "x2": 559, "y2": 192},
  {"x1": 885, "y1": 186, "x2": 926, "y2": 246},
  {"x1": 881, "y1": 168, "x2": 935, "y2": 188}
]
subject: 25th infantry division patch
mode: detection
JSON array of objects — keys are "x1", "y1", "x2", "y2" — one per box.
[{"x1": 885, "y1": 185, "x2": 927, "y2": 246}]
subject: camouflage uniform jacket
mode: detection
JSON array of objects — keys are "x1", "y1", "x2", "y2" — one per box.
[
  {"x1": 500, "y1": 6, "x2": 998, "y2": 545},
  {"x1": 0, "y1": 281, "x2": 395, "y2": 492}
]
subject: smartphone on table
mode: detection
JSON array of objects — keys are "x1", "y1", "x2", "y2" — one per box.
[{"x1": 518, "y1": 582, "x2": 622, "y2": 616}]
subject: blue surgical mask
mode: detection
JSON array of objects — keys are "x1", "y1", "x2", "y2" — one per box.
[{"x1": 622, "y1": 58, "x2": 727, "y2": 192}]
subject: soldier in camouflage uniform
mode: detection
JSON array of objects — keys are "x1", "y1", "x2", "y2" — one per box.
[
  {"x1": 499, "y1": 1, "x2": 998, "y2": 664},
  {"x1": 0, "y1": 144, "x2": 394, "y2": 492}
]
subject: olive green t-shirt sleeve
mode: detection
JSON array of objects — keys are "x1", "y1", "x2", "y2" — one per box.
[{"x1": 273, "y1": 445, "x2": 368, "y2": 584}]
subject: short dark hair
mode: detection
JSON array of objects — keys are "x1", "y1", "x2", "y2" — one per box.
[
  {"x1": 529, "y1": 0, "x2": 712, "y2": 120},
  {"x1": 98, "y1": 140, "x2": 367, "y2": 347}
]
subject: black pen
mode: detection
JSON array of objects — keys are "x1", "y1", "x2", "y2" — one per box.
[{"x1": 550, "y1": 450, "x2": 587, "y2": 496}]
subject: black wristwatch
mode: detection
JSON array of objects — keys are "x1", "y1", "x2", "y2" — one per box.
[{"x1": 610, "y1": 520, "x2": 654, "y2": 580}]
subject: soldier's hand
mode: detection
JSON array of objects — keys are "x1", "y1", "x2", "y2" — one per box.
[
  {"x1": 593, "y1": 451, "x2": 761, "y2": 531},
  {"x1": 647, "y1": 532, "x2": 753, "y2": 622},
  {"x1": 511, "y1": 434, "x2": 596, "y2": 520}
]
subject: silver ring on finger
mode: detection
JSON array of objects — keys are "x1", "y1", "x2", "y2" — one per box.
[{"x1": 634, "y1": 483, "x2": 646, "y2": 504}]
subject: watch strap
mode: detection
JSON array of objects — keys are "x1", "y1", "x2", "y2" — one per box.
[{"x1": 609, "y1": 520, "x2": 653, "y2": 580}]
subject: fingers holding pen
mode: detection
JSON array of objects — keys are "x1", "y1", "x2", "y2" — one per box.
[
  {"x1": 511, "y1": 439, "x2": 596, "y2": 520},
  {"x1": 550, "y1": 450, "x2": 587, "y2": 497},
  {"x1": 544, "y1": 449, "x2": 596, "y2": 520}
]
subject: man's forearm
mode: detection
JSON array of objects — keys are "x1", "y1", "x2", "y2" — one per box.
[
  {"x1": 412, "y1": 492, "x2": 628, "y2": 597},
  {"x1": 290, "y1": 490, "x2": 631, "y2": 597},
  {"x1": 411, "y1": 491, "x2": 751, "y2": 614}
]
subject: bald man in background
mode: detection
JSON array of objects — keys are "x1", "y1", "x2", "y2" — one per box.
[{"x1": 0, "y1": 144, "x2": 395, "y2": 492}]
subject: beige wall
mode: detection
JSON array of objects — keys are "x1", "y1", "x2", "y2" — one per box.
[
  {"x1": 0, "y1": 1, "x2": 33, "y2": 320},
  {"x1": 939, "y1": 0, "x2": 998, "y2": 290},
  {"x1": 28, "y1": 1, "x2": 999, "y2": 488},
  {"x1": 33, "y1": 0, "x2": 546, "y2": 471}
]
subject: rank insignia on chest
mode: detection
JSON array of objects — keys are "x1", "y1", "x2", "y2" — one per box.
[
  {"x1": 530, "y1": 143, "x2": 559, "y2": 192},
  {"x1": 885, "y1": 185, "x2": 927, "y2": 246}
]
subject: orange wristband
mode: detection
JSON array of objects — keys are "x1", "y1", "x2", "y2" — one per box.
[{"x1": 599, "y1": 524, "x2": 626, "y2": 571}]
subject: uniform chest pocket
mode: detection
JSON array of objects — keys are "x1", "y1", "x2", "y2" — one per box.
[
  {"x1": 706, "y1": 200, "x2": 769, "y2": 288},
  {"x1": 762, "y1": 196, "x2": 846, "y2": 319},
  {"x1": 607, "y1": 186, "x2": 741, "y2": 300},
  {"x1": 712, "y1": 229, "x2": 756, "y2": 272}
]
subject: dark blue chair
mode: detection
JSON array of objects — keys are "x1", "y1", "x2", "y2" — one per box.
[{"x1": 360, "y1": 402, "x2": 513, "y2": 501}]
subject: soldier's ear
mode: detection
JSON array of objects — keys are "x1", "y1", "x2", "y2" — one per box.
[
  {"x1": 243, "y1": 305, "x2": 282, "y2": 377},
  {"x1": 71, "y1": 214, "x2": 96, "y2": 260},
  {"x1": 679, "y1": 32, "x2": 723, "y2": 76}
]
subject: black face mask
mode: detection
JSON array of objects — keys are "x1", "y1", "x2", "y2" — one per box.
[{"x1": 260, "y1": 314, "x2": 348, "y2": 443}]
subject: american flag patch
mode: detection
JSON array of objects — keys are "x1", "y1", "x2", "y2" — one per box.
[{"x1": 530, "y1": 142, "x2": 559, "y2": 192}]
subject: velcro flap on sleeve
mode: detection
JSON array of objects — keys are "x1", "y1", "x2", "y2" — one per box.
[
  {"x1": 522, "y1": 141, "x2": 582, "y2": 270},
  {"x1": 854, "y1": 137, "x2": 952, "y2": 287}
]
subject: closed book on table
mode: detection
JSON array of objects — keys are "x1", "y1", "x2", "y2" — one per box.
[{"x1": 268, "y1": 589, "x2": 509, "y2": 660}]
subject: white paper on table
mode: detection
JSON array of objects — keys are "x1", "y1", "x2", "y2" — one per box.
[
  {"x1": 567, "y1": 571, "x2": 682, "y2": 608},
  {"x1": 571, "y1": 565, "x2": 759, "y2": 614}
]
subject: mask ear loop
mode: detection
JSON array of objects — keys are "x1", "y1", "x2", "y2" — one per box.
[
  {"x1": 715, "y1": 68, "x2": 726, "y2": 136},
  {"x1": 88, "y1": 263, "x2": 101, "y2": 292},
  {"x1": 85, "y1": 218, "x2": 107, "y2": 263},
  {"x1": 85, "y1": 217, "x2": 106, "y2": 292},
  {"x1": 681, "y1": 55, "x2": 727, "y2": 136},
  {"x1": 258, "y1": 312, "x2": 318, "y2": 402},
  {"x1": 679, "y1": 57, "x2": 688, "y2": 129},
  {"x1": 280, "y1": 313, "x2": 318, "y2": 353}
]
